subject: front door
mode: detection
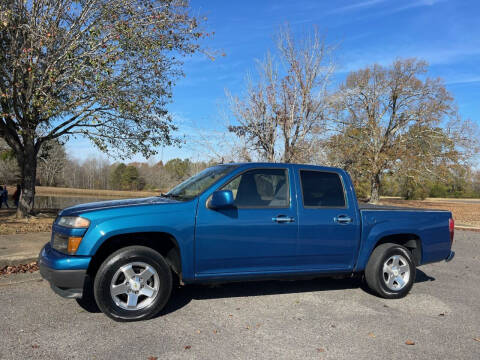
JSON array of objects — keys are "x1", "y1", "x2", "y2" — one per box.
[{"x1": 194, "y1": 167, "x2": 298, "y2": 278}]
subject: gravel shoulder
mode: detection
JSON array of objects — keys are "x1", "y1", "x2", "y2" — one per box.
[{"x1": 0, "y1": 231, "x2": 479, "y2": 360}]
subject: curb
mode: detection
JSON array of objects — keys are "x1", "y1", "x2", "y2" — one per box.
[
  {"x1": 455, "y1": 226, "x2": 480, "y2": 233},
  {"x1": 0, "y1": 256, "x2": 38, "y2": 269}
]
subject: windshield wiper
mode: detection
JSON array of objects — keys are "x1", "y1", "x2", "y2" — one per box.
[{"x1": 160, "y1": 193, "x2": 183, "y2": 199}]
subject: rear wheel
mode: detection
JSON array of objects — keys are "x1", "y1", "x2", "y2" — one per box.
[
  {"x1": 93, "y1": 246, "x2": 172, "y2": 321},
  {"x1": 365, "y1": 243, "x2": 416, "y2": 299}
]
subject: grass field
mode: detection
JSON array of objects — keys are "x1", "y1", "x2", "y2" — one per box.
[
  {"x1": 378, "y1": 197, "x2": 480, "y2": 228},
  {"x1": 0, "y1": 186, "x2": 161, "y2": 235},
  {"x1": 36, "y1": 186, "x2": 160, "y2": 197},
  {"x1": 2, "y1": 185, "x2": 161, "y2": 198}
]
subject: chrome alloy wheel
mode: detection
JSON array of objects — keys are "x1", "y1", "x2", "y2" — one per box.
[
  {"x1": 382, "y1": 255, "x2": 410, "y2": 291},
  {"x1": 110, "y1": 262, "x2": 160, "y2": 310}
]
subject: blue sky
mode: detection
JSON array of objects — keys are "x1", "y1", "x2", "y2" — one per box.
[{"x1": 68, "y1": 0, "x2": 480, "y2": 163}]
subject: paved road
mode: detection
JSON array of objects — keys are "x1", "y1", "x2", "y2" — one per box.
[{"x1": 1, "y1": 231, "x2": 479, "y2": 360}]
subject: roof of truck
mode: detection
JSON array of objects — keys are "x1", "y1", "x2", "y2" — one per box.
[{"x1": 222, "y1": 162, "x2": 343, "y2": 172}]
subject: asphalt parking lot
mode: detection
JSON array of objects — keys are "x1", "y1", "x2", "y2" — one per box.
[{"x1": 1, "y1": 230, "x2": 479, "y2": 360}]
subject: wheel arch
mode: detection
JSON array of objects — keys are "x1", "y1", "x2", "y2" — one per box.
[
  {"x1": 356, "y1": 231, "x2": 423, "y2": 271},
  {"x1": 373, "y1": 233, "x2": 422, "y2": 266},
  {"x1": 86, "y1": 232, "x2": 182, "y2": 281}
]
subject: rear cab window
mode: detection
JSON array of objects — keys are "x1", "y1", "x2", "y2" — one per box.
[{"x1": 299, "y1": 170, "x2": 346, "y2": 208}]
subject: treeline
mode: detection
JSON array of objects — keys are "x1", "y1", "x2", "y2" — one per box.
[
  {"x1": 50, "y1": 156, "x2": 211, "y2": 193},
  {"x1": 0, "y1": 140, "x2": 211, "y2": 193},
  {"x1": 363, "y1": 167, "x2": 480, "y2": 200}
]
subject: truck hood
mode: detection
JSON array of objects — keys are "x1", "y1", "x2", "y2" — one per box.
[{"x1": 58, "y1": 196, "x2": 179, "y2": 217}]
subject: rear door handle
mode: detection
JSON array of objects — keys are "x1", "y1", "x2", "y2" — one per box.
[
  {"x1": 334, "y1": 215, "x2": 352, "y2": 224},
  {"x1": 272, "y1": 215, "x2": 295, "y2": 223}
]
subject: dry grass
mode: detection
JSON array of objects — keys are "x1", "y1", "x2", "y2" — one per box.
[
  {"x1": 36, "y1": 186, "x2": 160, "y2": 197},
  {"x1": 0, "y1": 209, "x2": 55, "y2": 235},
  {"x1": 378, "y1": 198, "x2": 480, "y2": 228},
  {"x1": 2, "y1": 185, "x2": 161, "y2": 199},
  {"x1": 0, "y1": 186, "x2": 162, "y2": 235}
]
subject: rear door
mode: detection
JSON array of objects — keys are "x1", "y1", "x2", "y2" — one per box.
[
  {"x1": 194, "y1": 166, "x2": 299, "y2": 277},
  {"x1": 295, "y1": 168, "x2": 361, "y2": 271}
]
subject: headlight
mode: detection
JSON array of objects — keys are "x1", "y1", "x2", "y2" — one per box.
[
  {"x1": 53, "y1": 216, "x2": 89, "y2": 254},
  {"x1": 57, "y1": 216, "x2": 90, "y2": 228}
]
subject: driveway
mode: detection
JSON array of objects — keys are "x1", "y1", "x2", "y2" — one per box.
[{"x1": 0, "y1": 231, "x2": 479, "y2": 359}]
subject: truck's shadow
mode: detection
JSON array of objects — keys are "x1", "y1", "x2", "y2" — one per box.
[
  {"x1": 76, "y1": 269, "x2": 435, "y2": 316},
  {"x1": 159, "y1": 269, "x2": 435, "y2": 317}
]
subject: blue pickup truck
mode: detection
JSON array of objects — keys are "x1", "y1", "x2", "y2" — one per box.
[{"x1": 39, "y1": 163, "x2": 455, "y2": 321}]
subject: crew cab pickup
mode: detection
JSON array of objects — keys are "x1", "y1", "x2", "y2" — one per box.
[{"x1": 39, "y1": 163, "x2": 455, "y2": 321}]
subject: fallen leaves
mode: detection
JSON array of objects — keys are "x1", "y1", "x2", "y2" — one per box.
[
  {"x1": 31, "y1": 344, "x2": 39, "y2": 349},
  {"x1": 405, "y1": 340, "x2": 415, "y2": 346},
  {"x1": 0, "y1": 262, "x2": 39, "y2": 276},
  {"x1": 316, "y1": 348, "x2": 325, "y2": 353},
  {"x1": 184, "y1": 345, "x2": 191, "y2": 350},
  {"x1": 147, "y1": 357, "x2": 158, "y2": 360},
  {"x1": 368, "y1": 333, "x2": 376, "y2": 338}
]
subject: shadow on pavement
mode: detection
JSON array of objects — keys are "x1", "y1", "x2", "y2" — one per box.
[{"x1": 75, "y1": 269, "x2": 435, "y2": 317}]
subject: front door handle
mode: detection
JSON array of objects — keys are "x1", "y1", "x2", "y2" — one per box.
[
  {"x1": 334, "y1": 215, "x2": 352, "y2": 224},
  {"x1": 272, "y1": 215, "x2": 295, "y2": 223}
]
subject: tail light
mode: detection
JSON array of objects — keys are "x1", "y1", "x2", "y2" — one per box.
[{"x1": 448, "y1": 218, "x2": 454, "y2": 245}]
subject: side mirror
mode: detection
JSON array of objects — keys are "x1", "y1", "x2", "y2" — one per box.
[{"x1": 208, "y1": 190, "x2": 234, "y2": 209}]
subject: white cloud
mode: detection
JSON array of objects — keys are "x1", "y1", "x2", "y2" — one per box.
[
  {"x1": 336, "y1": 43, "x2": 480, "y2": 74},
  {"x1": 445, "y1": 76, "x2": 480, "y2": 85},
  {"x1": 328, "y1": 0, "x2": 386, "y2": 14}
]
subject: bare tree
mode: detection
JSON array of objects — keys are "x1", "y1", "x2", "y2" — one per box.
[
  {"x1": 37, "y1": 140, "x2": 67, "y2": 186},
  {"x1": 227, "y1": 25, "x2": 335, "y2": 163},
  {"x1": 329, "y1": 58, "x2": 477, "y2": 202}
]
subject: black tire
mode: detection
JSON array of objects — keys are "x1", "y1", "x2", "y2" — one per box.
[
  {"x1": 93, "y1": 246, "x2": 172, "y2": 321},
  {"x1": 76, "y1": 275, "x2": 100, "y2": 313},
  {"x1": 365, "y1": 243, "x2": 416, "y2": 299}
]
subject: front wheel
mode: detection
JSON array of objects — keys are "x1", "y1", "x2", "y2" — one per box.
[
  {"x1": 94, "y1": 246, "x2": 172, "y2": 321},
  {"x1": 365, "y1": 243, "x2": 416, "y2": 299}
]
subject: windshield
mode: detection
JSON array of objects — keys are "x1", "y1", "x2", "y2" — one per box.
[{"x1": 165, "y1": 165, "x2": 238, "y2": 200}]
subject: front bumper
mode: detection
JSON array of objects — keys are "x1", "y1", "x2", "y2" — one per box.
[{"x1": 38, "y1": 243, "x2": 91, "y2": 298}]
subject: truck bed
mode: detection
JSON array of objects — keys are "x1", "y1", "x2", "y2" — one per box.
[{"x1": 358, "y1": 203, "x2": 447, "y2": 212}]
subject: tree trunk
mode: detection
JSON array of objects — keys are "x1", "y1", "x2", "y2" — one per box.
[
  {"x1": 369, "y1": 173, "x2": 381, "y2": 204},
  {"x1": 16, "y1": 139, "x2": 38, "y2": 218}
]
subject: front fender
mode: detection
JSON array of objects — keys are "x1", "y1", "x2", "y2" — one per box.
[{"x1": 75, "y1": 200, "x2": 198, "y2": 280}]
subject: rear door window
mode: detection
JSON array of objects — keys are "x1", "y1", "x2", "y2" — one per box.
[{"x1": 300, "y1": 170, "x2": 346, "y2": 208}]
